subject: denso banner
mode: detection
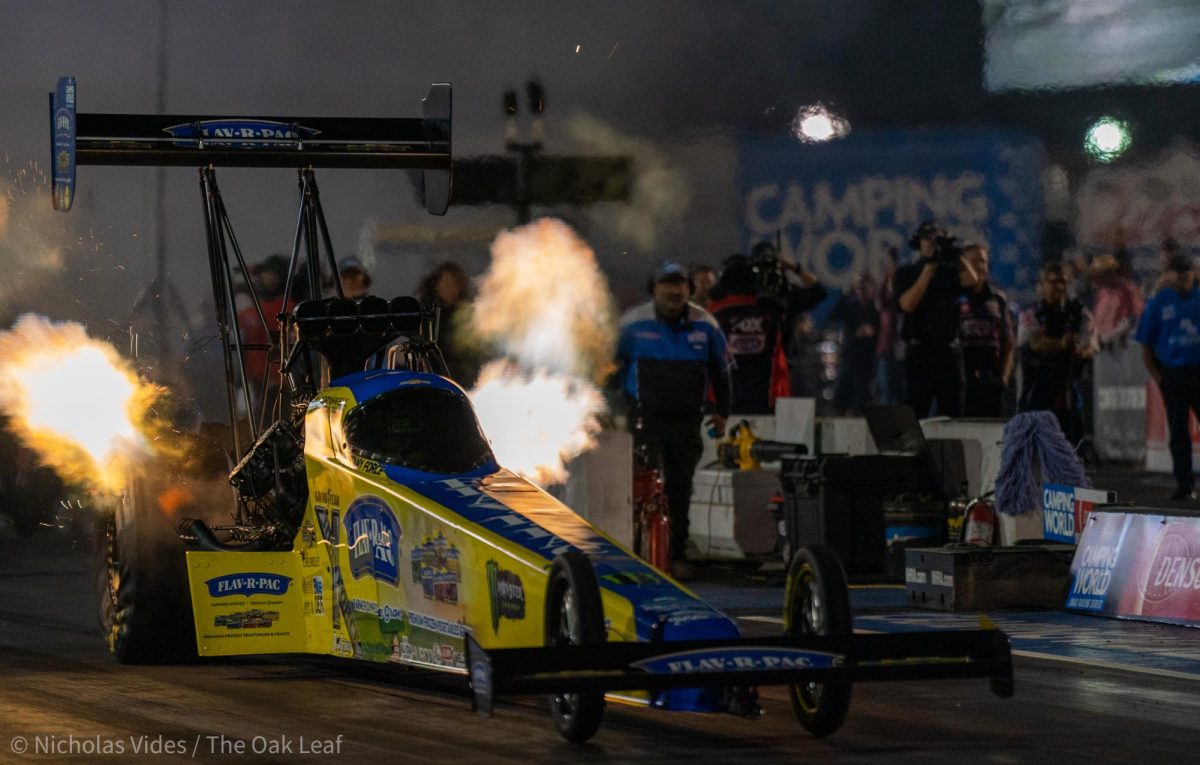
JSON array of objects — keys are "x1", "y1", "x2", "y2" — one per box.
[
  {"x1": 1067, "y1": 509, "x2": 1200, "y2": 626},
  {"x1": 738, "y1": 130, "x2": 1043, "y2": 297}
]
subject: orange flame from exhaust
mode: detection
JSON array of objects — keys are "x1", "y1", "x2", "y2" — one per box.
[
  {"x1": 0, "y1": 314, "x2": 161, "y2": 493},
  {"x1": 468, "y1": 219, "x2": 616, "y2": 485}
]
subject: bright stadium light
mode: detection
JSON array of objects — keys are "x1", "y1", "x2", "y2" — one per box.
[
  {"x1": 792, "y1": 104, "x2": 850, "y2": 143},
  {"x1": 1085, "y1": 116, "x2": 1131, "y2": 162}
]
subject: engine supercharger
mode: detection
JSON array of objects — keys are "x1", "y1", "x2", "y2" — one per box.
[
  {"x1": 632, "y1": 465, "x2": 670, "y2": 573},
  {"x1": 962, "y1": 498, "x2": 996, "y2": 547}
]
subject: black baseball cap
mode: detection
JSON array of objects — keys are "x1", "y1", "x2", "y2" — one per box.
[{"x1": 652, "y1": 260, "x2": 688, "y2": 283}]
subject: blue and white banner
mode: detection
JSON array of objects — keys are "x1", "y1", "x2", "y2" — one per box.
[{"x1": 739, "y1": 130, "x2": 1044, "y2": 299}]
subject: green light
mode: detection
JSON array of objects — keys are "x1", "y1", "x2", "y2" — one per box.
[{"x1": 1085, "y1": 117, "x2": 1131, "y2": 162}]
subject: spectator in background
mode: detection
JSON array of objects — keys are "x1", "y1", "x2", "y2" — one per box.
[
  {"x1": 830, "y1": 274, "x2": 880, "y2": 416},
  {"x1": 1019, "y1": 263, "x2": 1093, "y2": 441},
  {"x1": 616, "y1": 261, "x2": 732, "y2": 580},
  {"x1": 755, "y1": 242, "x2": 827, "y2": 328},
  {"x1": 688, "y1": 264, "x2": 718, "y2": 307},
  {"x1": 896, "y1": 221, "x2": 977, "y2": 418},
  {"x1": 708, "y1": 255, "x2": 790, "y2": 414},
  {"x1": 1089, "y1": 253, "x2": 1144, "y2": 350},
  {"x1": 875, "y1": 247, "x2": 904, "y2": 406},
  {"x1": 1137, "y1": 253, "x2": 1200, "y2": 500},
  {"x1": 237, "y1": 254, "x2": 294, "y2": 416},
  {"x1": 957, "y1": 243, "x2": 1014, "y2": 417},
  {"x1": 1153, "y1": 237, "x2": 1184, "y2": 294},
  {"x1": 338, "y1": 255, "x2": 372, "y2": 299},
  {"x1": 418, "y1": 261, "x2": 481, "y2": 387}
]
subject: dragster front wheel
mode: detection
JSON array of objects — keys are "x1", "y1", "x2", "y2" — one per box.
[
  {"x1": 784, "y1": 544, "x2": 853, "y2": 738},
  {"x1": 544, "y1": 551, "x2": 606, "y2": 744}
]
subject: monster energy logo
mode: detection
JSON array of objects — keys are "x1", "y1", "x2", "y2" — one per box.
[{"x1": 486, "y1": 560, "x2": 526, "y2": 633}]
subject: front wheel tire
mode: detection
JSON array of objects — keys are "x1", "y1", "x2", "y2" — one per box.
[
  {"x1": 785, "y1": 544, "x2": 853, "y2": 738},
  {"x1": 544, "y1": 551, "x2": 606, "y2": 744}
]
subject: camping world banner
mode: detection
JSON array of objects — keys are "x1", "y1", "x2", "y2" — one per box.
[{"x1": 738, "y1": 130, "x2": 1044, "y2": 297}]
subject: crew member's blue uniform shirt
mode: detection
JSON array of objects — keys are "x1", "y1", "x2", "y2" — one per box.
[
  {"x1": 1136, "y1": 285, "x2": 1200, "y2": 368},
  {"x1": 617, "y1": 302, "x2": 733, "y2": 418}
]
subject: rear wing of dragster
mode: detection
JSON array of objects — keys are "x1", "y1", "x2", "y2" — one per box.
[
  {"x1": 465, "y1": 628, "x2": 1014, "y2": 716},
  {"x1": 49, "y1": 75, "x2": 452, "y2": 213}
]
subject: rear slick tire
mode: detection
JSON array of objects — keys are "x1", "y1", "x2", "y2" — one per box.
[
  {"x1": 95, "y1": 476, "x2": 197, "y2": 664},
  {"x1": 544, "y1": 551, "x2": 606, "y2": 744},
  {"x1": 785, "y1": 544, "x2": 853, "y2": 738}
]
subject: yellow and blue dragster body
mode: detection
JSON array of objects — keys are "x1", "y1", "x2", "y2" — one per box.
[
  {"x1": 54, "y1": 76, "x2": 1012, "y2": 743},
  {"x1": 186, "y1": 369, "x2": 739, "y2": 712}
]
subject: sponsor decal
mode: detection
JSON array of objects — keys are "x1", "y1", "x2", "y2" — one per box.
[
  {"x1": 213, "y1": 609, "x2": 282, "y2": 630},
  {"x1": 632, "y1": 646, "x2": 839, "y2": 675},
  {"x1": 486, "y1": 560, "x2": 526, "y2": 633},
  {"x1": 205, "y1": 573, "x2": 292, "y2": 598},
  {"x1": 1143, "y1": 529, "x2": 1200, "y2": 607},
  {"x1": 412, "y1": 532, "x2": 461, "y2": 605},
  {"x1": 162, "y1": 119, "x2": 320, "y2": 147},
  {"x1": 344, "y1": 496, "x2": 402, "y2": 586},
  {"x1": 1067, "y1": 542, "x2": 1119, "y2": 611},
  {"x1": 313, "y1": 489, "x2": 341, "y2": 509},
  {"x1": 1042, "y1": 484, "x2": 1076, "y2": 544},
  {"x1": 354, "y1": 456, "x2": 386, "y2": 476},
  {"x1": 406, "y1": 610, "x2": 467, "y2": 639},
  {"x1": 1043, "y1": 484, "x2": 1115, "y2": 544},
  {"x1": 638, "y1": 596, "x2": 724, "y2": 627},
  {"x1": 349, "y1": 599, "x2": 406, "y2": 624}
]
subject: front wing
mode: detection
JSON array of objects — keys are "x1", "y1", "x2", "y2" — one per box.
[{"x1": 465, "y1": 629, "x2": 1014, "y2": 715}]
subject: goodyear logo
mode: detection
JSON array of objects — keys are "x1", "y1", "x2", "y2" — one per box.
[
  {"x1": 205, "y1": 573, "x2": 292, "y2": 598},
  {"x1": 344, "y1": 495, "x2": 402, "y2": 586},
  {"x1": 163, "y1": 119, "x2": 320, "y2": 147}
]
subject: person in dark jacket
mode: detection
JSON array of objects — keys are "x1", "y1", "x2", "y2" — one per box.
[
  {"x1": 1018, "y1": 263, "x2": 1092, "y2": 441},
  {"x1": 830, "y1": 274, "x2": 880, "y2": 416},
  {"x1": 616, "y1": 261, "x2": 732, "y2": 579},
  {"x1": 418, "y1": 261, "x2": 482, "y2": 388},
  {"x1": 895, "y1": 220, "x2": 977, "y2": 418},
  {"x1": 1137, "y1": 253, "x2": 1200, "y2": 500},
  {"x1": 957, "y1": 243, "x2": 1015, "y2": 417}
]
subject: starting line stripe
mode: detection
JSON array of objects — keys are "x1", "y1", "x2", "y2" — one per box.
[{"x1": 734, "y1": 615, "x2": 1200, "y2": 682}]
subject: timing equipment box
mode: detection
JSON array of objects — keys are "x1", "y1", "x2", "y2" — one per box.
[{"x1": 904, "y1": 545, "x2": 1076, "y2": 611}]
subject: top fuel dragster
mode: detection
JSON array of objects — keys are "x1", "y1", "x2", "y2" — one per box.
[{"x1": 51, "y1": 77, "x2": 1011, "y2": 744}]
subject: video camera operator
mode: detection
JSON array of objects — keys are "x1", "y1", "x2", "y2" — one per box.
[
  {"x1": 708, "y1": 243, "x2": 826, "y2": 414},
  {"x1": 896, "y1": 221, "x2": 977, "y2": 418}
]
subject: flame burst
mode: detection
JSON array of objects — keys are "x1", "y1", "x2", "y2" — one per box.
[
  {"x1": 468, "y1": 219, "x2": 616, "y2": 485},
  {"x1": 0, "y1": 314, "x2": 161, "y2": 493}
]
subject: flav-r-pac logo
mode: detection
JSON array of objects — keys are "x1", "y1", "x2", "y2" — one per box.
[
  {"x1": 344, "y1": 495, "x2": 402, "y2": 586},
  {"x1": 163, "y1": 119, "x2": 320, "y2": 147},
  {"x1": 205, "y1": 573, "x2": 292, "y2": 598}
]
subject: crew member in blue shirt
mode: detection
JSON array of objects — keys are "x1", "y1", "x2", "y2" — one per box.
[
  {"x1": 1137, "y1": 253, "x2": 1200, "y2": 500},
  {"x1": 616, "y1": 261, "x2": 733, "y2": 579}
]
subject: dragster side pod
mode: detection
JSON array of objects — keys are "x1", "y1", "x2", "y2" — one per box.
[
  {"x1": 50, "y1": 76, "x2": 77, "y2": 211},
  {"x1": 422, "y1": 83, "x2": 452, "y2": 216}
]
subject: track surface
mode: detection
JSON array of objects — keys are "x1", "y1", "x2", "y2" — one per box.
[{"x1": 1, "y1": 528, "x2": 1197, "y2": 764}]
